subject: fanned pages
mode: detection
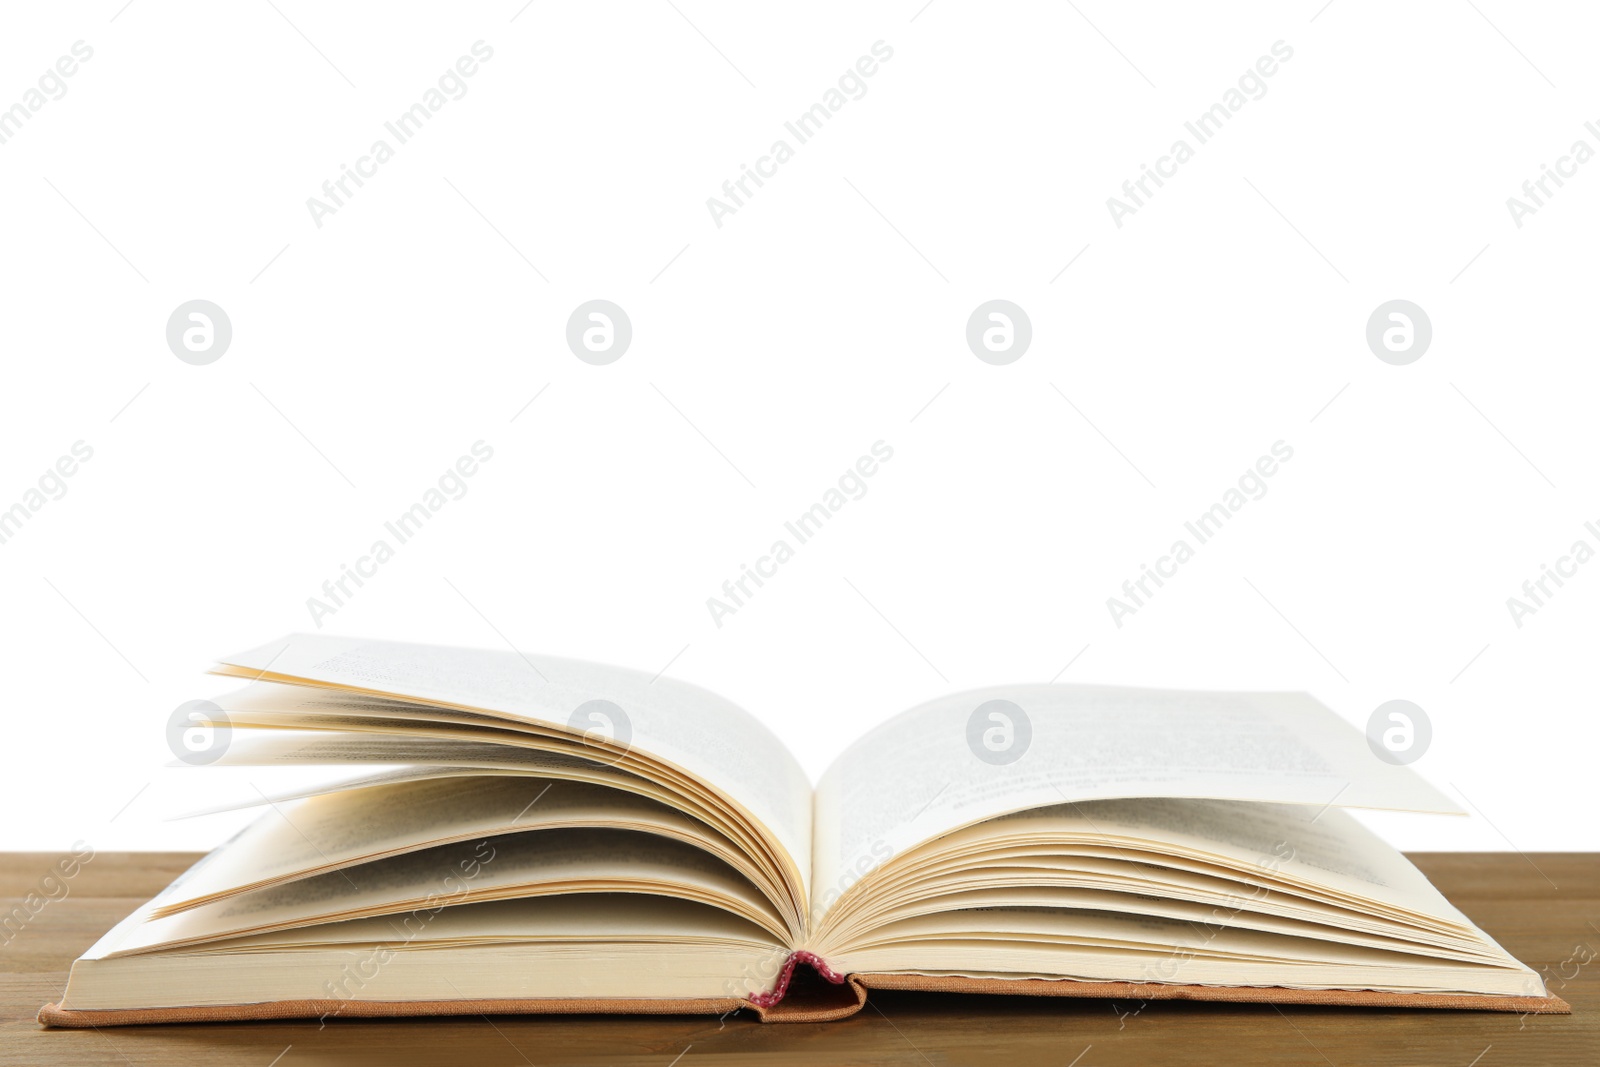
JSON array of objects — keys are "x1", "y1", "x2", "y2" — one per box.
[{"x1": 40, "y1": 634, "x2": 1566, "y2": 1027}]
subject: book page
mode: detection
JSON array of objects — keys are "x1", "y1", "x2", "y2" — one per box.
[
  {"x1": 814, "y1": 799, "x2": 1485, "y2": 956},
  {"x1": 216, "y1": 635, "x2": 812, "y2": 891},
  {"x1": 828, "y1": 906, "x2": 1542, "y2": 996},
  {"x1": 824, "y1": 883, "x2": 1499, "y2": 965},
  {"x1": 188, "y1": 723, "x2": 791, "y2": 909},
  {"x1": 106, "y1": 828, "x2": 792, "y2": 954},
  {"x1": 187, "y1": 894, "x2": 780, "y2": 952},
  {"x1": 975, "y1": 800, "x2": 1462, "y2": 917},
  {"x1": 186, "y1": 728, "x2": 665, "y2": 814},
  {"x1": 813, "y1": 684, "x2": 1460, "y2": 916},
  {"x1": 155, "y1": 776, "x2": 768, "y2": 916}
]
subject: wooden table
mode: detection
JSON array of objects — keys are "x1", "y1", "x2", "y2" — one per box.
[{"x1": 3, "y1": 852, "x2": 1594, "y2": 1066}]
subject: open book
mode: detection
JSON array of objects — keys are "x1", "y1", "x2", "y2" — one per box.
[{"x1": 41, "y1": 635, "x2": 1567, "y2": 1026}]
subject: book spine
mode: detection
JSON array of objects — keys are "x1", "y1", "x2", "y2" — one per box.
[{"x1": 744, "y1": 950, "x2": 849, "y2": 1008}]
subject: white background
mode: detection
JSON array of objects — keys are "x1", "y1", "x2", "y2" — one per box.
[{"x1": 1, "y1": 1, "x2": 1595, "y2": 855}]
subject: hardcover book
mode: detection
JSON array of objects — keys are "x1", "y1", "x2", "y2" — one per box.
[{"x1": 40, "y1": 635, "x2": 1568, "y2": 1026}]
